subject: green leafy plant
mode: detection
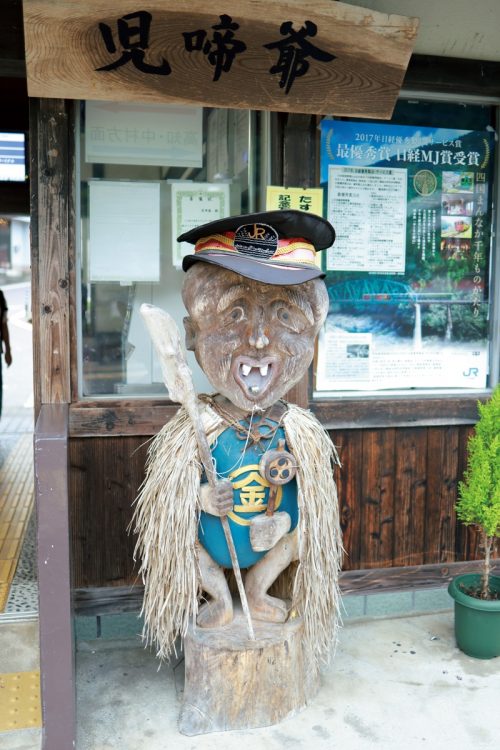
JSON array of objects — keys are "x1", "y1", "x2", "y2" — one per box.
[{"x1": 456, "y1": 385, "x2": 500, "y2": 599}]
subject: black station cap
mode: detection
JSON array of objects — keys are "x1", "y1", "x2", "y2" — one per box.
[{"x1": 179, "y1": 209, "x2": 335, "y2": 285}]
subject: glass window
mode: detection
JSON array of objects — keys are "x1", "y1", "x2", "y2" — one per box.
[
  {"x1": 77, "y1": 102, "x2": 267, "y2": 398},
  {"x1": 315, "y1": 99, "x2": 497, "y2": 395}
]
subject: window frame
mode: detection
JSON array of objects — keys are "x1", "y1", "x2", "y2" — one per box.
[
  {"x1": 68, "y1": 91, "x2": 500, "y2": 435},
  {"x1": 309, "y1": 89, "x2": 500, "y2": 427}
]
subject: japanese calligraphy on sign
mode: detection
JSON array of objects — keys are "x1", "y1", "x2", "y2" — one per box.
[
  {"x1": 97, "y1": 13, "x2": 334, "y2": 94},
  {"x1": 316, "y1": 117, "x2": 494, "y2": 392},
  {"x1": 266, "y1": 186, "x2": 323, "y2": 215},
  {"x1": 23, "y1": 0, "x2": 419, "y2": 117},
  {"x1": 96, "y1": 11, "x2": 171, "y2": 75}
]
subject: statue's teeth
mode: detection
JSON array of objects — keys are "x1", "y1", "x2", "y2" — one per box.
[
  {"x1": 259, "y1": 364, "x2": 268, "y2": 376},
  {"x1": 241, "y1": 364, "x2": 251, "y2": 376}
]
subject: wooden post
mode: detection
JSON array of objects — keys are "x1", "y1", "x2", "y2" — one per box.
[
  {"x1": 179, "y1": 604, "x2": 318, "y2": 735},
  {"x1": 283, "y1": 114, "x2": 316, "y2": 409}
]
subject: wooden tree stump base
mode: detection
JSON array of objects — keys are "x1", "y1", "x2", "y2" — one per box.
[{"x1": 179, "y1": 603, "x2": 318, "y2": 735}]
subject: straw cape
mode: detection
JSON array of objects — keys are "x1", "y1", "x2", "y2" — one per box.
[{"x1": 132, "y1": 398, "x2": 343, "y2": 669}]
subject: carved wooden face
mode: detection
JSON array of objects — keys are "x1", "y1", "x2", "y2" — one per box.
[{"x1": 182, "y1": 264, "x2": 328, "y2": 411}]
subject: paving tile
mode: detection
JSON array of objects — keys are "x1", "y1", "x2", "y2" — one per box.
[
  {"x1": 365, "y1": 591, "x2": 414, "y2": 617},
  {"x1": 0, "y1": 671, "x2": 41, "y2": 732},
  {"x1": 413, "y1": 587, "x2": 453, "y2": 612},
  {"x1": 74, "y1": 616, "x2": 98, "y2": 641},
  {"x1": 0, "y1": 538, "x2": 22, "y2": 560},
  {"x1": 0, "y1": 621, "x2": 40, "y2": 673},
  {"x1": 341, "y1": 594, "x2": 365, "y2": 619},
  {"x1": 0, "y1": 559, "x2": 14, "y2": 582},
  {"x1": 100, "y1": 612, "x2": 144, "y2": 640},
  {"x1": 0, "y1": 727, "x2": 41, "y2": 749},
  {"x1": 0, "y1": 434, "x2": 34, "y2": 612}
]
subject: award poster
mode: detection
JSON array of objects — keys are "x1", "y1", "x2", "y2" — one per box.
[
  {"x1": 316, "y1": 119, "x2": 494, "y2": 392},
  {"x1": 171, "y1": 182, "x2": 230, "y2": 268}
]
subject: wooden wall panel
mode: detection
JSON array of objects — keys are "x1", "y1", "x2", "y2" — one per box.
[
  {"x1": 69, "y1": 436, "x2": 148, "y2": 588},
  {"x1": 331, "y1": 429, "x2": 362, "y2": 571},
  {"x1": 359, "y1": 429, "x2": 396, "y2": 569},
  {"x1": 69, "y1": 422, "x2": 496, "y2": 589},
  {"x1": 424, "y1": 426, "x2": 459, "y2": 564},
  {"x1": 393, "y1": 428, "x2": 427, "y2": 567}
]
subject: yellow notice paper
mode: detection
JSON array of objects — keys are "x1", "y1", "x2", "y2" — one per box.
[{"x1": 266, "y1": 186, "x2": 324, "y2": 216}]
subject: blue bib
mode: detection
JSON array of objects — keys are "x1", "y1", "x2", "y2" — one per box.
[{"x1": 198, "y1": 420, "x2": 298, "y2": 569}]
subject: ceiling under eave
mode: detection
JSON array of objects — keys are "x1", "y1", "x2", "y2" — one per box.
[{"x1": 342, "y1": 0, "x2": 500, "y2": 62}]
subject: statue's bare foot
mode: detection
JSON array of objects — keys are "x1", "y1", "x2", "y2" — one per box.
[
  {"x1": 197, "y1": 596, "x2": 233, "y2": 628},
  {"x1": 247, "y1": 592, "x2": 288, "y2": 623}
]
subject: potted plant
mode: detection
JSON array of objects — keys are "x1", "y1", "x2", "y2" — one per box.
[{"x1": 448, "y1": 384, "x2": 500, "y2": 659}]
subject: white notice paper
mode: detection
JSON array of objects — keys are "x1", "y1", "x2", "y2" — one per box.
[
  {"x1": 327, "y1": 165, "x2": 407, "y2": 273},
  {"x1": 85, "y1": 101, "x2": 203, "y2": 168},
  {"x1": 315, "y1": 327, "x2": 488, "y2": 391},
  {"x1": 171, "y1": 182, "x2": 231, "y2": 268},
  {"x1": 89, "y1": 181, "x2": 161, "y2": 282}
]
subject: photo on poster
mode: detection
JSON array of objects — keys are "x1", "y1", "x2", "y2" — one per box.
[
  {"x1": 441, "y1": 215, "x2": 472, "y2": 239},
  {"x1": 317, "y1": 117, "x2": 494, "y2": 392},
  {"x1": 442, "y1": 171, "x2": 475, "y2": 193},
  {"x1": 441, "y1": 193, "x2": 474, "y2": 216}
]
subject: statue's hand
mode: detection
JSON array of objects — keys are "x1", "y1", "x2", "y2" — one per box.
[
  {"x1": 199, "y1": 479, "x2": 234, "y2": 517},
  {"x1": 249, "y1": 512, "x2": 291, "y2": 552}
]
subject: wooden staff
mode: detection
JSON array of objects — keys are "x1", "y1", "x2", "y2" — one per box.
[{"x1": 140, "y1": 303, "x2": 255, "y2": 641}]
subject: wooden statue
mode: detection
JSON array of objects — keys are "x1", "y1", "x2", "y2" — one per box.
[{"x1": 133, "y1": 210, "x2": 343, "y2": 735}]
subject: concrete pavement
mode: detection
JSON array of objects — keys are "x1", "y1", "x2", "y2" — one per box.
[{"x1": 75, "y1": 610, "x2": 499, "y2": 750}]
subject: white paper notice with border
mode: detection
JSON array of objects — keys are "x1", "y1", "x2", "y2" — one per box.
[
  {"x1": 85, "y1": 101, "x2": 203, "y2": 167},
  {"x1": 89, "y1": 181, "x2": 161, "y2": 282},
  {"x1": 327, "y1": 165, "x2": 407, "y2": 272},
  {"x1": 315, "y1": 327, "x2": 487, "y2": 391},
  {"x1": 171, "y1": 182, "x2": 231, "y2": 268}
]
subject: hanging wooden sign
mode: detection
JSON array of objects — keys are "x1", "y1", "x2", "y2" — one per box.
[{"x1": 22, "y1": 0, "x2": 419, "y2": 118}]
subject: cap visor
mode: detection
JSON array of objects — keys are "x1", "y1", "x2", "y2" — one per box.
[{"x1": 182, "y1": 252, "x2": 325, "y2": 285}]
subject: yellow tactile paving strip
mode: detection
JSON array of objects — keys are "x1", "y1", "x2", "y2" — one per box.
[
  {"x1": 0, "y1": 670, "x2": 42, "y2": 731},
  {"x1": 0, "y1": 434, "x2": 34, "y2": 611}
]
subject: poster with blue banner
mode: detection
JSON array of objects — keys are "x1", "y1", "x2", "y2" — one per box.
[{"x1": 316, "y1": 119, "x2": 494, "y2": 392}]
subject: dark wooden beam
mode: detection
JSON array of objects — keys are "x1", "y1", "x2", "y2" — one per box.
[
  {"x1": 282, "y1": 113, "x2": 316, "y2": 409},
  {"x1": 67, "y1": 392, "x2": 487, "y2": 437},
  {"x1": 35, "y1": 99, "x2": 72, "y2": 405},
  {"x1": 73, "y1": 557, "x2": 500, "y2": 614},
  {"x1": 313, "y1": 394, "x2": 485, "y2": 430},
  {"x1": 404, "y1": 54, "x2": 500, "y2": 98},
  {"x1": 340, "y1": 559, "x2": 500, "y2": 595},
  {"x1": 0, "y1": 1, "x2": 25, "y2": 66},
  {"x1": 0, "y1": 182, "x2": 29, "y2": 214},
  {"x1": 69, "y1": 402, "x2": 179, "y2": 436}
]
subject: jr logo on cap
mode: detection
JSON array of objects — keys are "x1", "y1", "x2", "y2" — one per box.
[{"x1": 234, "y1": 223, "x2": 278, "y2": 259}]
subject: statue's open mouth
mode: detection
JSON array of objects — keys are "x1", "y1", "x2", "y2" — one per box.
[{"x1": 232, "y1": 356, "x2": 277, "y2": 401}]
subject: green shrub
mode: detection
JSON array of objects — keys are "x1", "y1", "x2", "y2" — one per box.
[{"x1": 456, "y1": 385, "x2": 500, "y2": 597}]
